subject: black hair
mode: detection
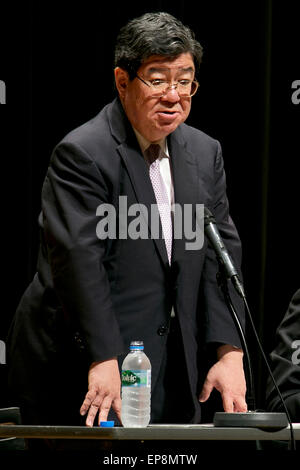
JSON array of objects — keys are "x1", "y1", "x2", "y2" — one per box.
[{"x1": 114, "y1": 12, "x2": 203, "y2": 80}]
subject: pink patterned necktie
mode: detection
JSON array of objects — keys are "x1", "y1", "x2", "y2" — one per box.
[{"x1": 145, "y1": 144, "x2": 173, "y2": 264}]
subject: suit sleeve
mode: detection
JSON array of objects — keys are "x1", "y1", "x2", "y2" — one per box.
[
  {"x1": 265, "y1": 289, "x2": 300, "y2": 420},
  {"x1": 41, "y1": 140, "x2": 124, "y2": 363},
  {"x1": 201, "y1": 140, "x2": 246, "y2": 348}
]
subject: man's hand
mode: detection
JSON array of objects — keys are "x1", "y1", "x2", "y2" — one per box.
[
  {"x1": 199, "y1": 344, "x2": 247, "y2": 412},
  {"x1": 80, "y1": 358, "x2": 122, "y2": 427}
]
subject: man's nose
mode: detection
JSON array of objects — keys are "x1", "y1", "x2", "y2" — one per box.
[{"x1": 161, "y1": 86, "x2": 181, "y2": 102}]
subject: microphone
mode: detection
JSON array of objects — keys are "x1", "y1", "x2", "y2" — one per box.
[{"x1": 203, "y1": 207, "x2": 245, "y2": 298}]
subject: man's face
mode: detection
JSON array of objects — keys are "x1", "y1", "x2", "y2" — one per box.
[{"x1": 115, "y1": 53, "x2": 195, "y2": 142}]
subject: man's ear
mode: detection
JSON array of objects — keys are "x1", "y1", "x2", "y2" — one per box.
[{"x1": 114, "y1": 67, "x2": 129, "y2": 100}]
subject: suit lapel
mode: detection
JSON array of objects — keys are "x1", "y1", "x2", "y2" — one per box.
[
  {"x1": 118, "y1": 143, "x2": 170, "y2": 267},
  {"x1": 108, "y1": 99, "x2": 170, "y2": 267},
  {"x1": 168, "y1": 127, "x2": 203, "y2": 263}
]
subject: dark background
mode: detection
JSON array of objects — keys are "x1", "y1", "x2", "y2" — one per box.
[{"x1": 0, "y1": 0, "x2": 299, "y2": 411}]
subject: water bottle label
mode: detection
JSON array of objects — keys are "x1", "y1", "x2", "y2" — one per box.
[{"x1": 121, "y1": 369, "x2": 151, "y2": 387}]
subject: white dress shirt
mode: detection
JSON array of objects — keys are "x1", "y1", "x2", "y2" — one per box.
[
  {"x1": 133, "y1": 128, "x2": 176, "y2": 318},
  {"x1": 133, "y1": 128, "x2": 174, "y2": 207}
]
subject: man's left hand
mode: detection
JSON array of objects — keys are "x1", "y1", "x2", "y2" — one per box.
[{"x1": 199, "y1": 344, "x2": 247, "y2": 412}]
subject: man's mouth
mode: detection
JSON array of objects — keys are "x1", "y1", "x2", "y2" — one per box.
[
  {"x1": 158, "y1": 110, "x2": 178, "y2": 114},
  {"x1": 157, "y1": 110, "x2": 180, "y2": 122}
]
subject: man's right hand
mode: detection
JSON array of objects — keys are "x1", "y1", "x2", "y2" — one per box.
[{"x1": 80, "y1": 358, "x2": 122, "y2": 427}]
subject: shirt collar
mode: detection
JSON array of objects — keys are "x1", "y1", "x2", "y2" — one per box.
[{"x1": 133, "y1": 127, "x2": 169, "y2": 158}]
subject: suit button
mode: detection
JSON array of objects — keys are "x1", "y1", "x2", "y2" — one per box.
[
  {"x1": 74, "y1": 332, "x2": 85, "y2": 352},
  {"x1": 157, "y1": 325, "x2": 168, "y2": 336}
]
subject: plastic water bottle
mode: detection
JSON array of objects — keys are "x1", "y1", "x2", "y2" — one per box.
[{"x1": 121, "y1": 341, "x2": 151, "y2": 427}]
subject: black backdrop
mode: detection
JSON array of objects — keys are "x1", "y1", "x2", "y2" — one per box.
[{"x1": 0, "y1": 0, "x2": 299, "y2": 410}]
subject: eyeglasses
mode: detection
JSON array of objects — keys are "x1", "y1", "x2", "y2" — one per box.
[{"x1": 136, "y1": 74, "x2": 199, "y2": 98}]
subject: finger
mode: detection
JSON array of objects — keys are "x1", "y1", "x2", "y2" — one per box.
[
  {"x1": 98, "y1": 395, "x2": 113, "y2": 424},
  {"x1": 222, "y1": 393, "x2": 234, "y2": 413},
  {"x1": 233, "y1": 397, "x2": 248, "y2": 412},
  {"x1": 112, "y1": 397, "x2": 122, "y2": 423},
  {"x1": 86, "y1": 401, "x2": 103, "y2": 427},
  {"x1": 85, "y1": 391, "x2": 106, "y2": 427},
  {"x1": 199, "y1": 380, "x2": 213, "y2": 403},
  {"x1": 80, "y1": 389, "x2": 97, "y2": 416}
]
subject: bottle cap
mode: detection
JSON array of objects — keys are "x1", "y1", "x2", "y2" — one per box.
[
  {"x1": 99, "y1": 421, "x2": 115, "y2": 427},
  {"x1": 130, "y1": 340, "x2": 144, "y2": 350}
]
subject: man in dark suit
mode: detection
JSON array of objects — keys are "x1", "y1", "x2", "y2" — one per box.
[
  {"x1": 266, "y1": 289, "x2": 300, "y2": 421},
  {"x1": 7, "y1": 12, "x2": 247, "y2": 427}
]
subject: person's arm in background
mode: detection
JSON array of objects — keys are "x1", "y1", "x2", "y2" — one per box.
[{"x1": 265, "y1": 289, "x2": 300, "y2": 420}]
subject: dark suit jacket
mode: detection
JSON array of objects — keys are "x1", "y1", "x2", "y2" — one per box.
[
  {"x1": 266, "y1": 289, "x2": 300, "y2": 421},
  {"x1": 7, "y1": 98, "x2": 245, "y2": 424}
]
